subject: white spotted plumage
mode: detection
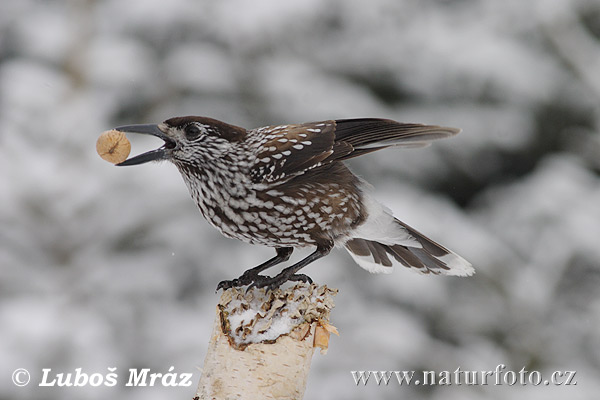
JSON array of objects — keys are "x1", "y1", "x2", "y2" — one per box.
[{"x1": 116, "y1": 116, "x2": 473, "y2": 289}]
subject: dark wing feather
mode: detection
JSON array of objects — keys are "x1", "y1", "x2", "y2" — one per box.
[
  {"x1": 250, "y1": 118, "x2": 460, "y2": 184},
  {"x1": 333, "y1": 118, "x2": 460, "y2": 156},
  {"x1": 250, "y1": 121, "x2": 339, "y2": 184}
]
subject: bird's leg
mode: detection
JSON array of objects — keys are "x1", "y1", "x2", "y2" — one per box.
[
  {"x1": 248, "y1": 242, "x2": 333, "y2": 292},
  {"x1": 217, "y1": 247, "x2": 293, "y2": 291}
]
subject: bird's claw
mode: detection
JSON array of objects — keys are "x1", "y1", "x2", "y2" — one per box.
[
  {"x1": 216, "y1": 278, "x2": 246, "y2": 292},
  {"x1": 217, "y1": 271, "x2": 313, "y2": 293},
  {"x1": 246, "y1": 273, "x2": 312, "y2": 293},
  {"x1": 216, "y1": 270, "x2": 260, "y2": 292},
  {"x1": 216, "y1": 279, "x2": 239, "y2": 292}
]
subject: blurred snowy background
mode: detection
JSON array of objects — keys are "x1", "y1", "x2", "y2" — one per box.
[{"x1": 2, "y1": 0, "x2": 600, "y2": 399}]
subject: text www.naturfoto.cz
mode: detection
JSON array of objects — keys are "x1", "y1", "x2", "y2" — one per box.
[{"x1": 351, "y1": 365, "x2": 577, "y2": 386}]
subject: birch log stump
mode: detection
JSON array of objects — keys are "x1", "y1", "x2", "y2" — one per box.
[{"x1": 196, "y1": 283, "x2": 338, "y2": 400}]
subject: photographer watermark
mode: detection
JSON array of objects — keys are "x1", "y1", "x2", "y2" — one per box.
[
  {"x1": 351, "y1": 364, "x2": 577, "y2": 386},
  {"x1": 11, "y1": 366, "x2": 194, "y2": 388},
  {"x1": 12, "y1": 368, "x2": 31, "y2": 387}
]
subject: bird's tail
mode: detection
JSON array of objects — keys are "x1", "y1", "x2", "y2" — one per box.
[{"x1": 344, "y1": 198, "x2": 473, "y2": 276}]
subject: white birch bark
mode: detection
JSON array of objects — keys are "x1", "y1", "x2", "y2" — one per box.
[{"x1": 196, "y1": 284, "x2": 337, "y2": 400}]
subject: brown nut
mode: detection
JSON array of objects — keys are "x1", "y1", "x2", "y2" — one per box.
[{"x1": 96, "y1": 129, "x2": 131, "y2": 164}]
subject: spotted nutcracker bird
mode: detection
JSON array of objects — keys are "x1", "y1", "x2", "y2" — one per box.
[{"x1": 115, "y1": 117, "x2": 473, "y2": 290}]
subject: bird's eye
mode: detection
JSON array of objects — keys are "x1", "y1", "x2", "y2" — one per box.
[{"x1": 184, "y1": 124, "x2": 202, "y2": 140}]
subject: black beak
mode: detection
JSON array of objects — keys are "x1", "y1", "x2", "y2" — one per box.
[{"x1": 114, "y1": 124, "x2": 175, "y2": 166}]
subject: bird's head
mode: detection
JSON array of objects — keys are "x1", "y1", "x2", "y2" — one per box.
[{"x1": 115, "y1": 116, "x2": 246, "y2": 167}]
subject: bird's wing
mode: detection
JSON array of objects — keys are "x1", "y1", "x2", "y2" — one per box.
[
  {"x1": 249, "y1": 121, "x2": 347, "y2": 184},
  {"x1": 332, "y1": 118, "x2": 460, "y2": 160},
  {"x1": 249, "y1": 119, "x2": 460, "y2": 184}
]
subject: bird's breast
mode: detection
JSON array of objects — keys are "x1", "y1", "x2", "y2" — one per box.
[{"x1": 178, "y1": 162, "x2": 365, "y2": 247}]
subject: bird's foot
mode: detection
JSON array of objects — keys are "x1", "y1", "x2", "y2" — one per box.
[
  {"x1": 216, "y1": 270, "x2": 258, "y2": 291},
  {"x1": 247, "y1": 272, "x2": 312, "y2": 292},
  {"x1": 217, "y1": 270, "x2": 313, "y2": 292}
]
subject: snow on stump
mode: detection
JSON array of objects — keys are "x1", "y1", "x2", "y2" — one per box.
[{"x1": 196, "y1": 283, "x2": 338, "y2": 400}]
